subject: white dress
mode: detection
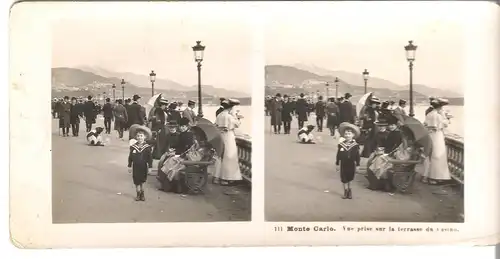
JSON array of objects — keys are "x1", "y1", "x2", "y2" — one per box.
[
  {"x1": 215, "y1": 109, "x2": 243, "y2": 181},
  {"x1": 423, "y1": 109, "x2": 451, "y2": 180}
]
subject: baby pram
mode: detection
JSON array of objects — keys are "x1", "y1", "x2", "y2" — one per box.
[
  {"x1": 366, "y1": 114, "x2": 431, "y2": 193},
  {"x1": 157, "y1": 118, "x2": 224, "y2": 195}
]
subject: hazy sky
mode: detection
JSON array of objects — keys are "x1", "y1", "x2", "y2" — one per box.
[
  {"x1": 265, "y1": 2, "x2": 468, "y2": 93},
  {"x1": 52, "y1": 4, "x2": 254, "y2": 93}
]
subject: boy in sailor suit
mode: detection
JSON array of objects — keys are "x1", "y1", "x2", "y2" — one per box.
[
  {"x1": 336, "y1": 122, "x2": 361, "y2": 199},
  {"x1": 128, "y1": 126, "x2": 153, "y2": 201}
]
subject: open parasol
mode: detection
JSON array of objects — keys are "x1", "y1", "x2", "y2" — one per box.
[
  {"x1": 191, "y1": 123, "x2": 224, "y2": 157},
  {"x1": 356, "y1": 92, "x2": 373, "y2": 117},
  {"x1": 393, "y1": 113, "x2": 432, "y2": 156},
  {"x1": 144, "y1": 93, "x2": 163, "y2": 119}
]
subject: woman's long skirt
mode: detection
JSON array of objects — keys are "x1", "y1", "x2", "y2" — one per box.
[
  {"x1": 361, "y1": 129, "x2": 376, "y2": 158},
  {"x1": 425, "y1": 130, "x2": 451, "y2": 180},
  {"x1": 327, "y1": 114, "x2": 338, "y2": 128},
  {"x1": 220, "y1": 130, "x2": 242, "y2": 181}
]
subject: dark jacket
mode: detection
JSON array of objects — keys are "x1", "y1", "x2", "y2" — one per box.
[
  {"x1": 315, "y1": 100, "x2": 326, "y2": 118},
  {"x1": 167, "y1": 109, "x2": 181, "y2": 124},
  {"x1": 281, "y1": 101, "x2": 294, "y2": 122},
  {"x1": 127, "y1": 102, "x2": 145, "y2": 126},
  {"x1": 339, "y1": 100, "x2": 355, "y2": 124},
  {"x1": 102, "y1": 103, "x2": 114, "y2": 118},
  {"x1": 83, "y1": 101, "x2": 96, "y2": 118},
  {"x1": 70, "y1": 103, "x2": 82, "y2": 124},
  {"x1": 176, "y1": 130, "x2": 195, "y2": 156},
  {"x1": 295, "y1": 98, "x2": 308, "y2": 121},
  {"x1": 385, "y1": 129, "x2": 403, "y2": 153}
]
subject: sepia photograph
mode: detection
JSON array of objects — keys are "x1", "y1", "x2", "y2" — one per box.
[
  {"x1": 264, "y1": 4, "x2": 465, "y2": 222},
  {"x1": 50, "y1": 11, "x2": 253, "y2": 223}
]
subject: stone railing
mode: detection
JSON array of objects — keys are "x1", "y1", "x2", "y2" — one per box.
[
  {"x1": 235, "y1": 134, "x2": 252, "y2": 183},
  {"x1": 445, "y1": 134, "x2": 464, "y2": 186}
]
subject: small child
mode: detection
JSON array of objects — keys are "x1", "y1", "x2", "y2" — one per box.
[
  {"x1": 297, "y1": 125, "x2": 316, "y2": 144},
  {"x1": 86, "y1": 127, "x2": 105, "y2": 146},
  {"x1": 336, "y1": 122, "x2": 361, "y2": 199},
  {"x1": 128, "y1": 125, "x2": 153, "y2": 201}
]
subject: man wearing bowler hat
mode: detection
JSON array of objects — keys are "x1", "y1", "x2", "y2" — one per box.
[
  {"x1": 338, "y1": 93, "x2": 355, "y2": 124},
  {"x1": 182, "y1": 100, "x2": 197, "y2": 126},
  {"x1": 128, "y1": 94, "x2": 145, "y2": 130}
]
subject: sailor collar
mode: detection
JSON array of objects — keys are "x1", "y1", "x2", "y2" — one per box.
[
  {"x1": 339, "y1": 140, "x2": 358, "y2": 151},
  {"x1": 131, "y1": 143, "x2": 150, "y2": 152}
]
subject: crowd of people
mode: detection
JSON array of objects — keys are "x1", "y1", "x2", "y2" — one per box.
[
  {"x1": 266, "y1": 92, "x2": 453, "y2": 199},
  {"x1": 52, "y1": 94, "x2": 245, "y2": 201}
]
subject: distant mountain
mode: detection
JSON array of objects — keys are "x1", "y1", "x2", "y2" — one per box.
[
  {"x1": 52, "y1": 67, "x2": 223, "y2": 102},
  {"x1": 77, "y1": 65, "x2": 250, "y2": 98},
  {"x1": 265, "y1": 65, "x2": 463, "y2": 105},
  {"x1": 293, "y1": 63, "x2": 463, "y2": 98}
]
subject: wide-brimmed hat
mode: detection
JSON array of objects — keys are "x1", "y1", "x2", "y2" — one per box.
[
  {"x1": 129, "y1": 124, "x2": 152, "y2": 140},
  {"x1": 338, "y1": 122, "x2": 360, "y2": 138},
  {"x1": 399, "y1": 99, "x2": 407, "y2": 105},
  {"x1": 228, "y1": 98, "x2": 240, "y2": 106},
  {"x1": 436, "y1": 97, "x2": 449, "y2": 105},
  {"x1": 370, "y1": 96, "x2": 381, "y2": 104},
  {"x1": 159, "y1": 97, "x2": 168, "y2": 105},
  {"x1": 133, "y1": 94, "x2": 141, "y2": 101},
  {"x1": 188, "y1": 100, "x2": 196, "y2": 106},
  {"x1": 344, "y1": 93, "x2": 352, "y2": 99}
]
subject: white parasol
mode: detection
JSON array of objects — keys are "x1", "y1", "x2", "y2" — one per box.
[
  {"x1": 144, "y1": 93, "x2": 162, "y2": 119},
  {"x1": 356, "y1": 92, "x2": 373, "y2": 117}
]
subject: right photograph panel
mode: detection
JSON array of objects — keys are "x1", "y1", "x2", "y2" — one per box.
[{"x1": 264, "y1": 6, "x2": 464, "y2": 222}]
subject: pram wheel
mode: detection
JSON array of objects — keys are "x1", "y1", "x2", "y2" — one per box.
[
  {"x1": 390, "y1": 170, "x2": 417, "y2": 193},
  {"x1": 184, "y1": 170, "x2": 208, "y2": 194}
]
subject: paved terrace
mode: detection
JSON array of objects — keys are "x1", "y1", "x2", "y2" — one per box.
[
  {"x1": 52, "y1": 117, "x2": 250, "y2": 223},
  {"x1": 265, "y1": 116, "x2": 463, "y2": 222}
]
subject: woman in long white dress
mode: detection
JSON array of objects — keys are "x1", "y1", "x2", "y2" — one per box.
[
  {"x1": 214, "y1": 99, "x2": 243, "y2": 185},
  {"x1": 422, "y1": 98, "x2": 451, "y2": 184}
]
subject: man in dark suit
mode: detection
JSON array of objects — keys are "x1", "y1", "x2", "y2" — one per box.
[
  {"x1": 102, "y1": 98, "x2": 114, "y2": 134},
  {"x1": 315, "y1": 95, "x2": 326, "y2": 132},
  {"x1": 59, "y1": 96, "x2": 71, "y2": 137},
  {"x1": 127, "y1": 94, "x2": 145, "y2": 129},
  {"x1": 182, "y1": 100, "x2": 197, "y2": 126},
  {"x1": 69, "y1": 97, "x2": 82, "y2": 136},
  {"x1": 295, "y1": 93, "x2": 309, "y2": 129},
  {"x1": 83, "y1": 95, "x2": 96, "y2": 132},
  {"x1": 339, "y1": 93, "x2": 355, "y2": 124},
  {"x1": 124, "y1": 98, "x2": 132, "y2": 130}
]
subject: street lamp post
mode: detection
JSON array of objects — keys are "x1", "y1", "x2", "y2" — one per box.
[
  {"x1": 334, "y1": 77, "x2": 339, "y2": 98},
  {"x1": 362, "y1": 69, "x2": 369, "y2": 94},
  {"x1": 325, "y1": 82, "x2": 330, "y2": 98},
  {"x1": 405, "y1": 40, "x2": 417, "y2": 117},
  {"x1": 121, "y1": 79, "x2": 125, "y2": 101},
  {"x1": 149, "y1": 70, "x2": 156, "y2": 97},
  {"x1": 112, "y1": 84, "x2": 116, "y2": 101},
  {"x1": 192, "y1": 41, "x2": 206, "y2": 118}
]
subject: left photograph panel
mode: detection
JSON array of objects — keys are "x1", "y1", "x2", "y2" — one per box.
[{"x1": 51, "y1": 17, "x2": 252, "y2": 223}]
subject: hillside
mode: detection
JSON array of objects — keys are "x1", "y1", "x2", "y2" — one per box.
[
  {"x1": 293, "y1": 63, "x2": 462, "y2": 97},
  {"x1": 52, "y1": 68, "x2": 228, "y2": 102},
  {"x1": 77, "y1": 65, "x2": 250, "y2": 98},
  {"x1": 265, "y1": 65, "x2": 463, "y2": 105}
]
